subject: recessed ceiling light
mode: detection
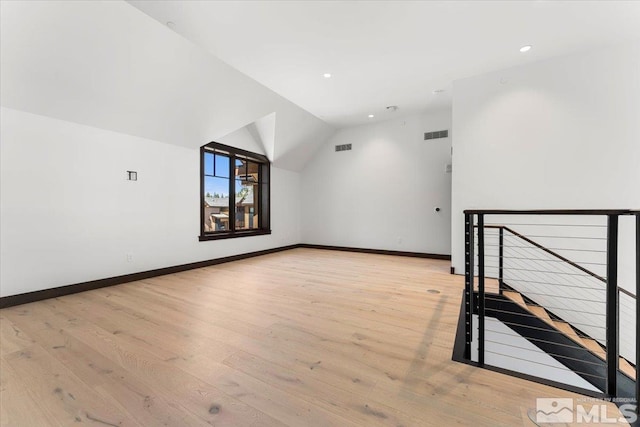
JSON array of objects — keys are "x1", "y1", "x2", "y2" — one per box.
[
  {"x1": 323, "y1": 73, "x2": 332, "y2": 78},
  {"x1": 166, "y1": 21, "x2": 176, "y2": 29},
  {"x1": 368, "y1": 114, "x2": 374, "y2": 118},
  {"x1": 519, "y1": 45, "x2": 532, "y2": 53}
]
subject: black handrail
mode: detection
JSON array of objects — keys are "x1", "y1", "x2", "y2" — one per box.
[
  {"x1": 465, "y1": 209, "x2": 638, "y2": 216},
  {"x1": 480, "y1": 224, "x2": 637, "y2": 300},
  {"x1": 620, "y1": 287, "x2": 637, "y2": 300}
]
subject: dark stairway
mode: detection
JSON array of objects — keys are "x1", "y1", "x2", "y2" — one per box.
[{"x1": 475, "y1": 288, "x2": 636, "y2": 398}]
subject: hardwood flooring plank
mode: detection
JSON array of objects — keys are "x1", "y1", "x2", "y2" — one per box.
[
  {"x1": 0, "y1": 358, "x2": 58, "y2": 427},
  {"x1": 0, "y1": 314, "x2": 36, "y2": 356},
  {"x1": 173, "y1": 354, "x2": 361, "y2": 427},
  {"x1": 0, "y1": 248, "x2": 629, "y2": 426},
  {"x1": 4, "y1": 344, "x2": 140, "y2": 426}
]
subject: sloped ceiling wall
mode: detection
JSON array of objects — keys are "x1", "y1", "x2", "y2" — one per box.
[{"x1": 0, "y1": 0, "x2": 334, "y2": 171}]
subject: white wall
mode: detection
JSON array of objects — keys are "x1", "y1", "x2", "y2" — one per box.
[
  {"x1": 217, "y1": 124, "x2": 266, "y2": 155},
  {"x1": 451, "y1": 41, "x2": 640, "y2": 273},
  {"x1": 0, "y1": 107, "x2": 300, "y2": 297},
  {"x1": 0, "y1": 0, "x2": 317, "y2": 298},
  {"x1": 301, "y1": 111, "x2": 452, "y2": 255}
]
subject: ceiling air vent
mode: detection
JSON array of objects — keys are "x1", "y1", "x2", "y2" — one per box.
[
  {"x1": 335, "y1": 143, "x2": 352, "y2": 152},
  {"x1": 424, "y1": 130, "x2": 449, "y2": 140}
]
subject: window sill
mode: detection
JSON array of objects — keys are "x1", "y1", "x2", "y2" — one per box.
[{"x1": 199, "y1": 230, "x2": 272, "y2": 241}]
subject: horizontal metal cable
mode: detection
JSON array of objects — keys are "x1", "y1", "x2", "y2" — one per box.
[
  {"x1": 483, "y1": 243, "x2": 606, "y2": 253},
  {"x1": 483, "y1": 254, "x2": 607, "y2": 266},
  {"x1": 485, "y1": 308, "x2": 607, "y2": 332},
  {"x1": 483, "y1": 351, "x2": 607, "y2": 380},
  {"x1": 478, "y1": 270, "x2": 579, "y2": 289},
  {"x1": 496, "y1": 265, "x2": 606, "y2": 292},
  {"x1": 482, "y1": 305, "x2": 542, "y2": 318},
  {"x1": 482, "y1": 306, "x2": 605, "y2": 330},
  {"x1": 493, "y1": 319, "x2": 579, "y2": 334},
  {"x1": 504, "y1": 234, "x2": 607, "y2": 241},
  {"x1": 484, "y1": 340, "x2": 607, "y2": 366},
  {"x1": 480, "y1": 264, "x2": 602, "y2": 279},
  {"x1": 489, "y1": 264, "x2": 601, "y2": 284},
  {"x1": 494, "y1": 290, "x2": 605, "y2": 303},
  {"x1": 484, "y1": 327, "x2": 591, "y2": 351},
  {"x1": 476, "y1": 231, "x2": 605, "y2": 239},
  {"x1": 498, "y1": 266, "x2": 603, "y2": 278},
  {"x1": 484, "y1": 275, "x2": 605, "y2": 292},
  {"x1": 498, "y1": 245, "x2": 607, "y2": 288},
  {"x1": 484, "y1": 223, "x2": 606, "y2": 228},
  {"x1": 472, "y1": 244, "x2": 600, "y2": 299},
  {"x1": 521, "y1": 304, "x2": 605, "y2": 316}
]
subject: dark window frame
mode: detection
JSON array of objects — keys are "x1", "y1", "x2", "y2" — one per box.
[{"x1": 199, "y1": 142, "x2": 271, "y2": 241}]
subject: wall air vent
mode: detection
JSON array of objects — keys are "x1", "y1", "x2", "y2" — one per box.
[
  {"x1": 424, "y1": 130, "x2": 449, "y2": 140},
  {"x1": 335, "y1": 143, "x2": 352, "y2": 152}
]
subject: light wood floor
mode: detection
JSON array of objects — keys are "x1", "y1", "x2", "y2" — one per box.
[{"x1": 0, "y1": 248, "x2": 627, "y2": 426}]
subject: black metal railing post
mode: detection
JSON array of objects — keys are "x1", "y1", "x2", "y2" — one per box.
[
  {"x1": 478, "y1": 214, "x2": 485, "y2": 365},
  {"x1": 498, "y1": 226, "x2": 504, "y2": 295},
  {"x1": 636, "y1": 213, "x2": 639, "y2": 414},
  {"x1": 606, "y1": 214, "x2": 619, "y2": 397},
  {"x1": 464, "y1": 213, "x2": 474, "y2": 360}
]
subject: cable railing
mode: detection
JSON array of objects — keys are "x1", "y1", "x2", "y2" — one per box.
[{"x1": 462, "y1": 209, "x2": 639, "y2": 415}]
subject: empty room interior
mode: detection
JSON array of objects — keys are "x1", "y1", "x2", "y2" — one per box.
[{"x1": 1, "y1": 1, "x2": 640, "y2": 426}]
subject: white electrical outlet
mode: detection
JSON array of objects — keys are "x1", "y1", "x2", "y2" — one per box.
[{"x1": 126, "y1": 253, "x2": 133, "y2": 263}]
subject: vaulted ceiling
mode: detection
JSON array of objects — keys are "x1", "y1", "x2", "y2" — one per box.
[
  {"x1": 3, "y1": 1, "x2": 639, "y2": 172},
  {"x1": 130, "y1": 1, "x2": 640, "y2": 127},
  {"x1": 0, "y1": 1, "x2": 334, "y2": 171}
]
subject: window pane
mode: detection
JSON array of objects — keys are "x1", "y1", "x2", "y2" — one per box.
[
  {"x1": 246, "y1": 161, "x2": 259, "y2": 184},
  {"x1": 235, "y1": 180, "x2": 259, "y2": 230},
  {"x1": 214, "y1": 154, "x2": 230, "y2": 178},
  {"x1": 235, "y1": 158, "x2": 247, "y2": 180},
  {"x1": 204, "y1": 176, "x2": 230, "y2": 232},
  {"x1": 204, "y1": 152, "x2": 214, "y2": 176},
  {"x1": 249, "y1": 185, "x2": 259, "y2": 229}
]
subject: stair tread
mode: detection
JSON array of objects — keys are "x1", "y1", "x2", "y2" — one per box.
[
  {"x1": 473, "y1": 277, "x2": 500, "y2": 294},
  {"x1": 503, "y1": 291, "x2": 526, "y2": 308},
  {"x1": 552, "y1": 320, "x2": 584, "y2": 346},
  {"x1": 500, "y1": 290, "x2": 636, "y2": 380},
  {"x1": 526, "y1": 305, "x2": 554, "y2": 326},
  {"x1": 581, "y1": 338, "x2": 636, "y2": 378},
  {"x1": 581, "y1": 337, "x2": 606, "y2": 358},
  {"x1": 619, "y1": 358, "x2": 637, "y2": 379}
]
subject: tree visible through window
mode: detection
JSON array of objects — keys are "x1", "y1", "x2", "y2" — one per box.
[{"x1": 200, "y1": 142, "x2": 270, "y2": 240}]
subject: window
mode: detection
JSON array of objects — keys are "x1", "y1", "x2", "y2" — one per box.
[{"x1": 200, "y1": 142, "x2": 270, "y2": 241}]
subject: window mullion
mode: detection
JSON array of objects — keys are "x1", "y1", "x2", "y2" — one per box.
[
  {"x1": 229, "y1": 155, "x2": 236, "y2": 232},
  {"x1": 200, "y1": 147, "x2": 205, "y2": 237}
]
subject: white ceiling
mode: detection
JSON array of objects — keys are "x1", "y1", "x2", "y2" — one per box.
[{"x1": 129, "y1": 1, "x2": 640, "y2": 128}]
